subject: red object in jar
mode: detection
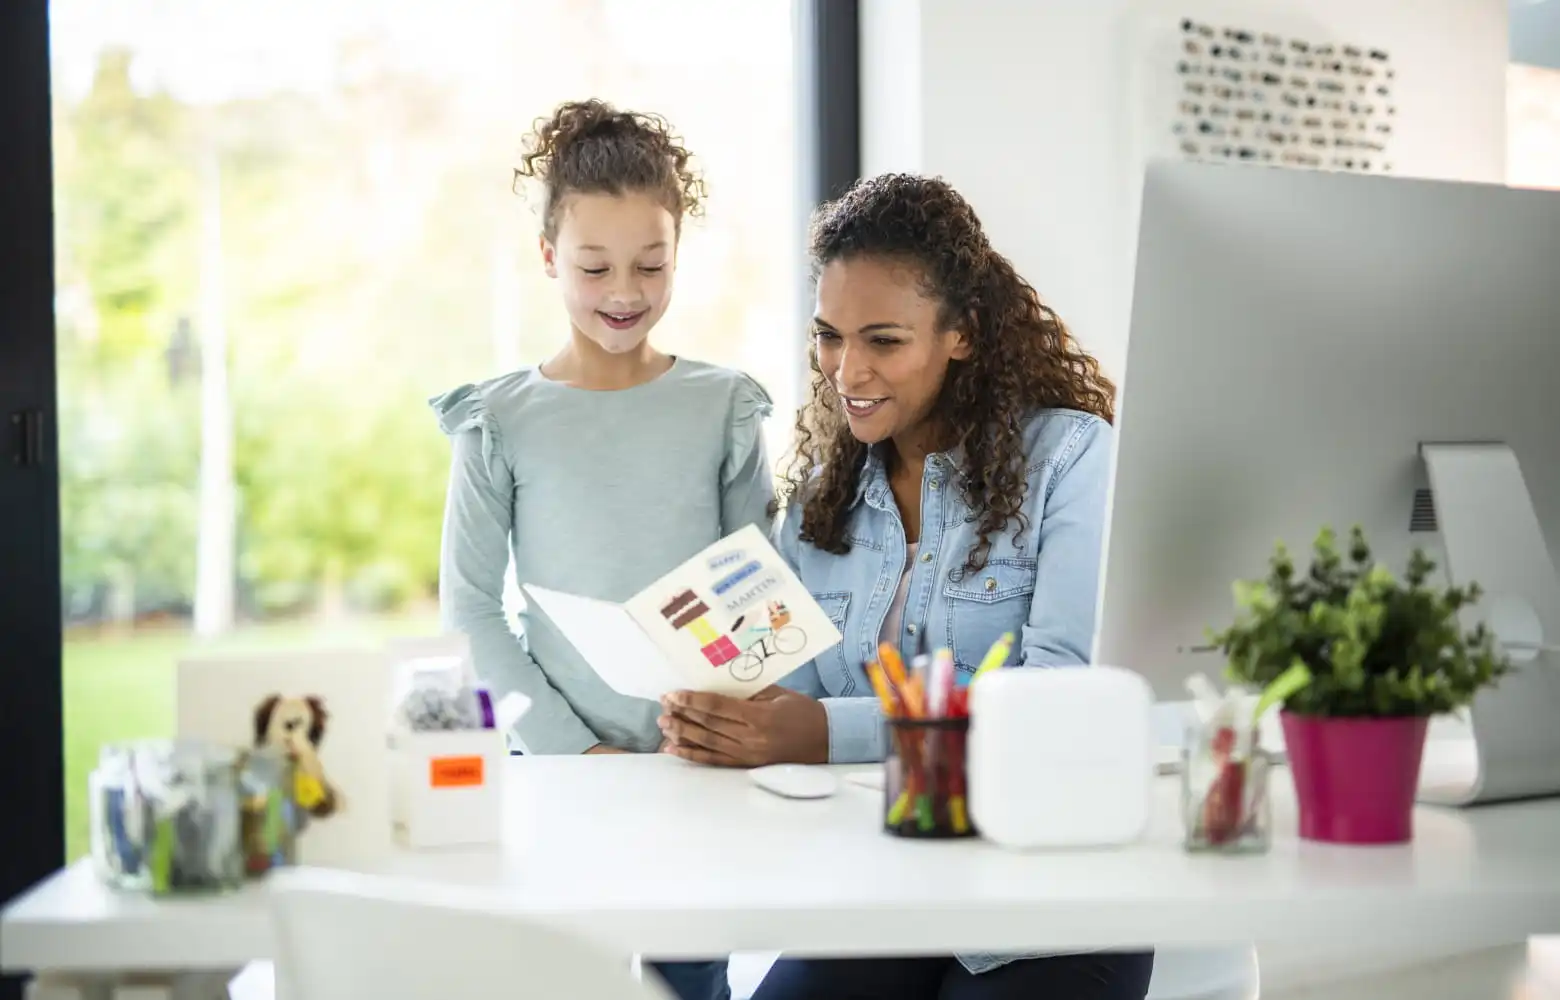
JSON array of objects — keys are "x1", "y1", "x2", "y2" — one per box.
[{"x1": 1201, "y1": 725, "x2": 1246, "y2": 844}]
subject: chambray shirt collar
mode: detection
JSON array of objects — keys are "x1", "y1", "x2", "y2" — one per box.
[{"x1": 850, "y1": 441, "x2": 967, "y2": 510}]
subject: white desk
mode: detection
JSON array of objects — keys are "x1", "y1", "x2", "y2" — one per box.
[{"x1": 4, "y1": 750, "x2": 1560, "y2": 985}]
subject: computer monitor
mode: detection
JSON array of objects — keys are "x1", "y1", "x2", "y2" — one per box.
[{"x1": 1095, "y1": 159, "x2": 1560, "y2": 806}]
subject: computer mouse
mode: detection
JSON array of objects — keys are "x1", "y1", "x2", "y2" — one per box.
[{"x1": 748, "y1": 764, "x2": 838, "y2": 800}]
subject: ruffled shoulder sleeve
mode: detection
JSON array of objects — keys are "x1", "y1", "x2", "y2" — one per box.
[
  {"x1": 429, "y1": 382, "x2": 508, "y2": 489},
  {"x1": 722, "y1": 373, "x2": 774, "y2": 486},
  {"x1": 720, "y1": 372, "x2": 776, "y2": 534},
  {"x1": 429, "y1": 383, "x2": 488, "y2": 435}
]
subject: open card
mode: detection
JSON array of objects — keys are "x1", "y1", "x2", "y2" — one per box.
[{"x1": 523, "y1": 524, "x2": 842, "y2": 700}]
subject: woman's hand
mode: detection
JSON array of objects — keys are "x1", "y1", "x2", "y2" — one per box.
[{"x1": 658, "y1": 687, "x2": 829, "y2": 767}]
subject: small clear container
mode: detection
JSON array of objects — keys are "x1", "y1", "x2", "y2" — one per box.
[
  {"x1": 89, "y1": 740, "x2": 246, "y2": 894},
  {"x1": 883, "y1": 718, "x2": 976, "y2": 839},
  {"x1": 1180, "y1": 721, "x2": 1273, "y2": 853},
  {"x1": 236, "y1": 747, "x2": 300, "y2": 876}
]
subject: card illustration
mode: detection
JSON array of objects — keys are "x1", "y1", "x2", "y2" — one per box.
[{"x1": 523, "y1": 525, "x2": 842, "y2": 700}]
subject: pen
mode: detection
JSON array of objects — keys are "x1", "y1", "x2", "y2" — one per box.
[
  {"x1": 878, "y1": 642, "x2": 909, "y2": 692},
  {"x1": 866, "y1": 659, "x2": 899, "y2": 716},
  {"x1": 928, "y1": 648, "x2": 955, "y2": 718},
  {"x1": 909, "y1": 632, "x2": 930, "y2": 703},
  {"x1": 878, "y1": 642, "x2": 923, "y2": 716},
  {"x1": 970, "y1": 631, "x2": 1015, "y2": 683}
]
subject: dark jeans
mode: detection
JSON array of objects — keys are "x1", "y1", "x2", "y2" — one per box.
[
  {"x1": 648, "y1": 959, "x2": 731, "y2": 1000},
  {"x1": 750, "y1": 952, "x2": 1154, "y2": 1000}
]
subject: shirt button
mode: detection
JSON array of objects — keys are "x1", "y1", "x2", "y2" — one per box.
[
  {"x1": 920, "y1": 551, "x2": 933, "y2": 563},
  {"x1": 929, "y1": 478, "x2": 941, "y2": 490},
  {"x1": 984, "y1": 577, "x2": 997, "y2": 592},
  {"x1": 907, "y1": 623, "x2": 918, "y2": 635}
]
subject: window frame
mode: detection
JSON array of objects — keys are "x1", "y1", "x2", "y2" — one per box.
[
  {"x1": 794, "y1": 0, "x2": 862, "y2": 410},
  {"x1": 1, "y1": 1, "x2": 66, "y2": 997},
  {"x1": 0, "y1": 1, "x2": 861, "y2": 966}
]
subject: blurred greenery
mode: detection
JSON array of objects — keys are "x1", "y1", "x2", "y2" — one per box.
[{"x1": 54, "y1": 46, "x2": 487, "y2": 622}]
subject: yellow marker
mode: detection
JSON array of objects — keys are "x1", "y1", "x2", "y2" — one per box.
[
  {"x1": 949, "y1": 795, "x2": 970, "y2": 834},
  {"x1": 877, "y1": 643, "x2": 923, "y2": 716},
  {"x1": 878, "y1": 642, "x2": 909, "y2": 690},
  {"x1": 866, "y1": 660, "x2": 898, "y2": 716},
  {"x1": 971, "y1": 632, "x2": 1015, "y2": 683},
  {"x1": 886, "y1": 790, "x2": 910, "y2": 826}
]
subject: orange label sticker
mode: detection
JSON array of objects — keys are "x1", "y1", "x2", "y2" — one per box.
[{"x1": 429, "y1": 755, "x2": 485, "y2": 788}]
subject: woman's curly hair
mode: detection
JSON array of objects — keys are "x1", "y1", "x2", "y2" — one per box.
[
  {"x1": 513, "y1": 98, "x2": 706, "y2": 239},
  {"x1": 779, "y1": 173, "x2": 1116, "y2": 578}
]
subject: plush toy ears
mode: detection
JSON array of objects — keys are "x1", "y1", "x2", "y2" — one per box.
[
  {"x1": 253, "y1": 694, "x2": 281, "y2": 746},
  {"x1": 306, "y1": 696, "x2": 330, "y2": 745}
]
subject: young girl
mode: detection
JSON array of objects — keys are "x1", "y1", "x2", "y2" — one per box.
[
  {"x1": 657, "y1": 174, "x2": 1152, "y2": 1000},
  {"x1": 431, "y1": 99, "x2": 770, "y2": 1000}
]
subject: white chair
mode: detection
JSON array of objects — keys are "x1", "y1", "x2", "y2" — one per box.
[{"x1": 267, "y1": 867, "x2": 672, "y2": 1000}]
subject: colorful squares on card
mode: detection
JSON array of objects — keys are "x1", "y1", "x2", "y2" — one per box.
[
  {"x1": 687, "y1": 618, "x2": 719, "y2": 645},
  {"x1": 699, "y1": 636, "x2": 739, "y2": 666}
]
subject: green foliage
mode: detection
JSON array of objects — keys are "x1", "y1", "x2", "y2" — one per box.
[
  {"x1": 1209, "y1": 526, "x2": 1509, "y2": 717},
  {"x1": 58, "y1": 366, "x2": 199, "y2": 617},
  {"x1": 234, "y1": 374, "x2": 447, "y2": 615},
  {"x1": 55, "y1": 49, "x2": 195, "y2": 367}
]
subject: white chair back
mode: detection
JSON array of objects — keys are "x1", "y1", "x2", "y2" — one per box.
[{"x1": 268, "y1": 868, "x2": 672, "y2": 1000}]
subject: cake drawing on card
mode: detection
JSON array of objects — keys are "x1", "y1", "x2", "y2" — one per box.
[{"x1": 523, "y1": 524, "x2": 842, "y2": 701}]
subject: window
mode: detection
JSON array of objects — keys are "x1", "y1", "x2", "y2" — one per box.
[
  {"x1": 50, "y1": 0, "x2": 816, "y2": 860},
  {"x1": 1509, "y1": 62, "x2": 1560, "y2": 190}
]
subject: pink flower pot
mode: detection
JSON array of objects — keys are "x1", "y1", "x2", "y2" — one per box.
[{"x1": 1280, "y1": 712, "x2": 1429, "y2": 844}]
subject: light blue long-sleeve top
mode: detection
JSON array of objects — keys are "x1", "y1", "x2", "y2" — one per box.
[{"x1": 430, "y1": 358, "x2": 774, "y2": 755}]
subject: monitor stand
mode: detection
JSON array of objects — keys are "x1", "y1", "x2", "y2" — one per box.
[{"x1": 1416, "y1": 443, "x2": 1560, "y2": 806}]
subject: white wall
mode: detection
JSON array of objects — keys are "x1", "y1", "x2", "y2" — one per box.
[
  {"x1": 859, "y1": 0, "x2": 1510, "y2": 383},
  {"x1": 857, "y1": 3, "x2": 1512, "y2": 992}
]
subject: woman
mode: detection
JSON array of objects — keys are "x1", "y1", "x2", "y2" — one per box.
[{"x1": 658, "y1": 173, "x2": 1152, "y2": 1000}]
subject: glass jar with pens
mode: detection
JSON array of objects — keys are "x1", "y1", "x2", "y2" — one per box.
[
  {"x1": 88, "y1": 739, "x2": 248, "y2": 894},
  {"x1": 1179, "y1": 665, "x2": 1310, "y2": 854},
  {"x1": 869, "y1": 633, "x2": 1012, "y2": 839}
]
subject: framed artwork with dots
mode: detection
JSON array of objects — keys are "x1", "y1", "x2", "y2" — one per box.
[{"x1": 1168, "y1": 18, "x2": 1396, "y2": 174}]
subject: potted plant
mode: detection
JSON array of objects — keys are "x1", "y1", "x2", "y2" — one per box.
[{"x1": 1209, "y1": 525, "x2": 1509, "y2": 844}]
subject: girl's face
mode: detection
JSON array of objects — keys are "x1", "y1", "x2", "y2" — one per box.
[
  {"x1": 541, "y1": 191, "x2": 678, "y2": 355},
  {"x1": 812, "y1": 256, "x2": 970, "y2": 450}
]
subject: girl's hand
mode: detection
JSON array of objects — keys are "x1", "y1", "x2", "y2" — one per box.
[{"x1": 657, "y1": 687, "x2": 828, "y2": 767}]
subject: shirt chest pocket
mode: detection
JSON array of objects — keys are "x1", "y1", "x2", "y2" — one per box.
[
  {"x1": 941, "y1": 558, "x2": 1036, "y2": 673},
  {"x1": 810, "y1": 591, "x2": 857, "y2": 695}
]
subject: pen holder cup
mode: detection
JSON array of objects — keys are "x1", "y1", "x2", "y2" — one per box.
[
  {"x1": 1180, "y1": 721, "x2": 1273, "y2": 854},
  {"x1": 88, "y1": 740, "x2": 248, "y2": 895},
  {"x1": 883, "y1": 717, "x2": 975, "y2": 839}
]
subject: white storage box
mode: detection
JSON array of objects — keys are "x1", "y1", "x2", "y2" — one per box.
[
  {"x1": 968, "y1": 665, "x2": 1154, "y2": 849},
  {"x1": 388, "y1": 728, "x2": 506, "y2": 849}
]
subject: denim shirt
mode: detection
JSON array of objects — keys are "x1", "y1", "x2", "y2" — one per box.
[{"x1": 775, "y1": 408, "x2": 1114, "y2": 975}]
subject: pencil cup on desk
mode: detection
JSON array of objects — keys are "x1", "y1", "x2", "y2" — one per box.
[
  {"x1": 1180, "y1": 718, "x2": 1273, "y2": 854},
  {"x1": 883, "y1": 717, "x2": 976, "y2": 839}
]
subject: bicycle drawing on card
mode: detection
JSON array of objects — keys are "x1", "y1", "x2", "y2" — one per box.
[
  {"x1": 728, "y1": 600, "x2": 806, "y2": 682},
  {"x1": 660, "y1": 592, "x2": 806, "y2": 683}
]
